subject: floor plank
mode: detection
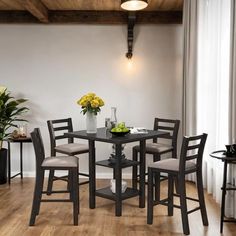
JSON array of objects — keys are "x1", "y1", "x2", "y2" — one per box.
[{"x1": 0, "y1": 178, "x2": 235, "y2": 236}]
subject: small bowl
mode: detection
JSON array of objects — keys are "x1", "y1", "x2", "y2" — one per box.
[{"x1": 110, "y1": 130, "x2": 130, "y2": 136}]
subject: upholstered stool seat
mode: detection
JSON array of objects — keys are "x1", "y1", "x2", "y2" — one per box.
[
  {"x1": 148, "y1": 159, "x2": 196, "y2": 173},
  {"x1": 133, "y1": 143, "x2": 173, "y2": 154},
  {"x1": 55, "y1": 143, "x2": 89, "y2": 155},
  {"x1": 42, "y1": 156, "x2": 78, "y2": 168}
]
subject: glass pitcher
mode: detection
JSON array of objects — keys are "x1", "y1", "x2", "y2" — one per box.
[{"x1": 110, "y1": 107, "x2": 117, "y2": 128}]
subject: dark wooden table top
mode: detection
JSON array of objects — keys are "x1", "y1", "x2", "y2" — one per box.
[
  {"x1": 7, "y1": 137, "x2": 32, "y2": 143},
  {"x1": 210, "y1": 150, "x2": 236, "y2": 162},
  {"x1": 66, "y1": 127, "x2": 169, "y2": 144}
]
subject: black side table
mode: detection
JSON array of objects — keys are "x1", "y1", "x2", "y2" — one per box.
[
  {"x1": 210, "y1": 150, "x2": 236, "y2": 233},
  {"x1": 7, "y1": 137, "x2": 32, "y2": 185}
]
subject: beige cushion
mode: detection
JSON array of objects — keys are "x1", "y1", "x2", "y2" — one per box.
[
  {"x1": 42, "y1": 156, "x2": 78, "y2": 168},
  {"x1": 55, "y1": 143, "x2": 89, "y2": 155},
  {"x1": 134, "y1": 143, "x2": 173, "y2": 154},
  {"x1": 148, "y1": 159, "x2": 196, "y2": 172}
]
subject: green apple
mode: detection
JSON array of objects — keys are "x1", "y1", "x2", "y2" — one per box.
[
  {"x1": 116, "y1": 128, "x2": 122, "y2": 132},
  {"x1": 117, "y1": 122, "x2": 125, "y2": 129},
  {"x1": 122, "y1": 128, "x2": 129, "y2": 132}
]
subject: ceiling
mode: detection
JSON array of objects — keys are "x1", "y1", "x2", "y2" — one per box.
[{"x1": 0, "y1": 0, "x2": 183, "y2": 24}]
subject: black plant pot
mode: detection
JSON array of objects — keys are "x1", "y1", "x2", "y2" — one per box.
[{"x1": 0, "y1": 148, "x2": 7, "y2": 184}]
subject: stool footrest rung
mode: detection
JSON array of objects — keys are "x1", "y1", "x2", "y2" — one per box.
[
  {"x1": 41, "y1": 199, "x2": 71, "y2": 202},
  {"x1": 173, "y1": 193, "x2": 200, "y2": 203},
  {"x1": 42, "y1": 190, "x2": 70, "y2": 194},
  {"x1": 187, "y1": 207, "x2": 201, "y2": 214},
  {"x1": 153, "y1": 198, "x2": 181, "y2": 209},
  {"x1": 79, "y1": 172, "x2": 89, "y2": 177},
  {"x1": 79, "y1": 180, "x2": 89, "y2": 185}
]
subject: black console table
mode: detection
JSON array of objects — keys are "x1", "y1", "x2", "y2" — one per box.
[
  {"x1": 210, "y1": 150, "x2": 236, "y2": 233},
  {"x1": 7, "y1": 137, "x2": 32, "y2": 185},
  {"x1": 66, "y1": 127, "x2": 168, "y2": 216}
]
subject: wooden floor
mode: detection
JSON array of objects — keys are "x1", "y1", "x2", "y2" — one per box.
[{"x1": 0, "y1": 178, "x2": 235, "y2": 236}]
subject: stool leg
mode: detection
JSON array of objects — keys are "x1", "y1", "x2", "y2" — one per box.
[
  {"x1": 46, "y1": 170, "x2": 54, "y2": 195},
  {"x1": 147, "y1": 168, "x2": 154, "y2": 224},
  {"x1": 154, "y1": 154, "x2": 160, "y2": 202},
  {"x1": 174, "y1": 176, "x2": 180, "y2": 194},
  {"x1": 171, "y1": 150, "x2": 180, "y2": 194},
  {"x1": 68, "y1": 170, "x2": 73, "y2": 201},
  {"x1": 179, "y1": 175, "x2": 190, "y2": 235},
  {"x1": 132, "y1": 149, "x2": 138, "y2": 189},
  {"x1": 168, "y1": 174, "x2": 174, "y2": 216},
  {"x1": 29, "y1": 170, "x2": 44, "y2": 226},
  {"x1": 196, "y1": 170, "x2": 208, "y2": 226},
  {"x1": 72, "y1": 168, "x2": 79, "y2": 225}
]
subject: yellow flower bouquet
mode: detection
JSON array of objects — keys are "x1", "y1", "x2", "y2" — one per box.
[{"x1": 77, "y1": 93, "x2": 104, "y2": 115}]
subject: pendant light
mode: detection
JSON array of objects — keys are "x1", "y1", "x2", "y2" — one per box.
[{"x1": 121, "y1": 0, "x2": 148, "y2": 11}]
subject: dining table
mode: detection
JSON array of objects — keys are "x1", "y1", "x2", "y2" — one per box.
[{"x1": 65, "y1": 127, "x2": 169, "y2": 216}]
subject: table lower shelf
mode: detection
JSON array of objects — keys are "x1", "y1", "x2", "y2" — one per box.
[
  {"x1": 96, "y1": 159, "x2": 139, "y2": 169},
  {"x1": 96, "y1": 187, "x2": 139, "y2": 201}
]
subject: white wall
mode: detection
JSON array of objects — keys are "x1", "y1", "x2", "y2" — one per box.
[{"x1": 0, "y1": 24, "x2": 183, "y2": 178}]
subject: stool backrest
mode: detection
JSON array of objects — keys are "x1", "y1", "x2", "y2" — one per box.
[
  {"x1": 30, "y1": 128, "x2": 45, "y2": 173},
  {"x1": 179, "y1": 133, "x2": 207, "y2": 173},
  {"x1": 154, "y1": 118, "x2": 180, "y2": 155},
  {"x1": 47, "y1": 118, "x2": 74, "y2": 156}
]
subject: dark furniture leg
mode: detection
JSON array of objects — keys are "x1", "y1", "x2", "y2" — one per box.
[
  {"x1": 20, "y1": 142, "x2": 23, "y2": 179},
  {"x1": 89, "y1": 140, "x2": 96, "y2": 209},
  {"x1": 196, "y1": 169, "x2": 208, "y2": 226},
  {"x1": 68, "y1": 170, "x2": 73, "y2": 201},
  {"x1": 29, "y1": 170, "x2": 44, "y2": 225},
  {"x1": 132, "y1": 148, "x2": 138, "y2": 189},
  {"x1": 168, "y1": 174, "x2": 174, "y2": 216},
  {"x1": 147, "y1": 168, "x2": 154, "y2": 224},
  {"x1": 153, "y1": 153, "x2": 160, "y2": 201},
  {"x1": 113, "y1": 167, "x2": 116, "y2": 181},
  {"x1": 139, "y1": 140, "x2": 146, "y2": 208},
  {"x1": 72, "y1": 168, "x2": 79, "y2": 225},
  {"x1": 220, "y1": 160, "x2": 228, "y2": 233},
  {"x1": 115, "y1": 144, "x2": 122, "y2": 216},
  {"x1": 35, "y1": 171, "x2": 44, "y2": 215},
  {"x1": 172, "y1": 150, "x2": 180, "y2": 194},
  {"x1": 7, "y1": 141, "x2": 11, "y2": 185},
  {"x1": 46, "y1": 170, "x2": 55, "y2": 195},
  {"x1": 179, "y1": 175, "x2": 190, "y2": 235}
]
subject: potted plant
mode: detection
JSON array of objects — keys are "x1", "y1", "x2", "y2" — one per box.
[
  {"x1": 77, "y1": 93, "x2": 104, "y2": 134},
  {"x1": 0, "y1": 86, "x2": 28, "y2": 184}
]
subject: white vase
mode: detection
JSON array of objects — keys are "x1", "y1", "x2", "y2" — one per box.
[{"x1": 86, "y1": 112, "x2": 97, "y2": 133}]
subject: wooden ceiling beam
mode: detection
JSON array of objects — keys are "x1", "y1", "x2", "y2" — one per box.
[
  {"x1": 21, "y1": 0, "x2": 48, "y2": 23},
  {"x1": 49, "y1": 11, "x2": 182, "y2": 24},
  {"x1": 0, "y1": 10, "x2": 182, "y2": 24}
]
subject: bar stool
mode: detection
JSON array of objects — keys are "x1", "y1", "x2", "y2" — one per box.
[
  {"x1": 29, "y1": 128, "x2": 79, "y2": 226},
  {"x1": 47, "y1": 118, "x2": 89, "y2": 194},
  {"x1": 147, "y1": 133, "x2": 208, "y2": 235},
  {"x1": 132, "y1": 118, "x2": 180, "y2": 199}
]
